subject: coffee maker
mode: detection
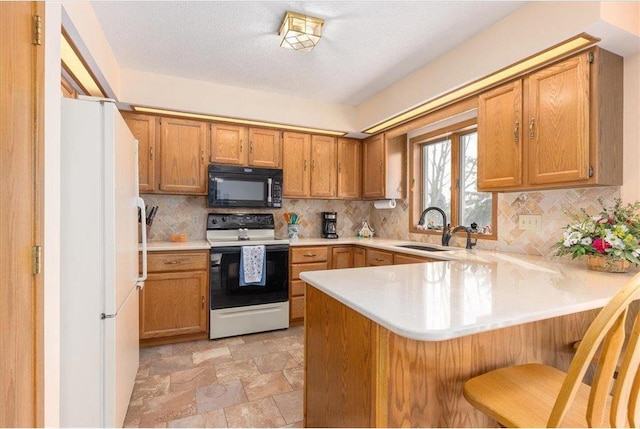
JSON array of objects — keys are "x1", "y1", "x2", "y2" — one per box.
[{"x1": 321, "y1": 212, "x2": 338, "y2": 239}]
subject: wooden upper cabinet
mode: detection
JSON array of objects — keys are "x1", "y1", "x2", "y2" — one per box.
[
  {"x1": 362, "y1": 134, "x2": 385, "y2": 199},
  {"x1": 310, "y1": 135, "x2": 337, "y2": 198},
  {"x1": 159, "y1": 117, "x2": 208, "y2": 194},
  {"x1": 477, "y1": 80, "x2": 523, "y2": 190},
  {"x1": 249, "y1": 128, "x2": 281, "y2": 168},
  {"x1": 337, "y1": 138, "x2": 361, "y2": 199},
  {"x1": 210, "y1": 123, "x2": 248, "y2": 166},
  {"x1": 283, "y1": 132, "x2": 311, "y2": 197},
  {"x1": 122, "y1": 112, "x2": 158, "y2": 192},
  {"x1": 527, "y1": 54, "x2": 590, "y2": 185},
  {"x1": 477, "y1": 48, "x2": 622, "y2": 192}
]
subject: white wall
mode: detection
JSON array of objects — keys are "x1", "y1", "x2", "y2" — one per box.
[
  {"x1": 119, "y1": 69, "x2": 358, "y2": 133},
  {"x1": 44, "y1": 2, "x2": 62, "y2": 427}
]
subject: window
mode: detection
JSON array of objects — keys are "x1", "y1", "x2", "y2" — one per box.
[{"x1": 410, "y1": 121, "x2": 496, "y2": 238}]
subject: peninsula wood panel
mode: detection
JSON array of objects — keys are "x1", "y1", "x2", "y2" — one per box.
[
  {"x1": 304, "y1": 286, "x2": 600, "y2": 428},
  {"x1": 122, "y1": 112, "x2": 158, "y2": 192},
  {"x1": 305, "y1": 286, "x2": 375, "y2": 427},
  {"x1": 248, "y1": 128, "x2": 281, "y2": 168},
  {"x1": 159, "y1": 117, "x2": 208, "y2": 194},
  {"x1": 310, "y1": 135, "x2": 337, "y2": 198}
]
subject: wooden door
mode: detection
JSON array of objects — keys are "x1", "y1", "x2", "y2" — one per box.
[
  {"x1": 139, "y1": 270, "x2": 208, "y2": 339},
  {"x1": 210, "y1": 123, "x2": 247, "y2": 166},
  {"x1": 362, "y1": 134, "x2": 385, "y2": 199},
  {"x1": 249, "y1": 128, "x2": 281, "y2": 168},
  {"x1": 122, "y1": 112, "x2": 158, "y2": 192},
  {"x1": 0, "y1": 2, "x2": 44, "y2": 426},
  {"x1": 337, "y1": 138, "x2": 361, "y2": 199},
  {"x1": 477, "y1": 80, "x2": 523, "y2": 190},
  {"x1": 353, "y1": 247, "x2": 366, "y2": 268},
  {"x1": 331, "y1": 247, "x2": 353, "y2": 269},
  {"x1": 527, "y1": 54, "x2": 590, "y2": 185},
  {"x1": 159, "y1": 117, "x2": 208, "y2": 194},
  {"x1": 282, "y1": 132, "x2": 311, "y2": 197},
  {"x1": 310, "y1": 135, "x2": 337, "y2": 198}
]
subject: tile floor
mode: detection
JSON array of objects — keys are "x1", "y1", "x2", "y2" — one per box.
[{"x1": 124, "y1": 326, "x2": 304, "y2": 428}]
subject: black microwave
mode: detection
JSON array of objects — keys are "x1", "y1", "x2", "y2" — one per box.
[{"x1": 207, "y1": 164, "x2": 283, "y2": 208}]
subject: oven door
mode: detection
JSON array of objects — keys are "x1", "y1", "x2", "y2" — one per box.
[{"x1": 210, "y1": 245, "x2": 289, "y2": 309}]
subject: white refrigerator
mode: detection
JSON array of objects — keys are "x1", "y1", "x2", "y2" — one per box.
[{"x1": 60, "y1": 97, "x2": 147, "y2": 427}]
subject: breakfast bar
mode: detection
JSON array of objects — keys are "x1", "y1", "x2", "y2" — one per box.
[{"x1": 300, "y1": 252, "x2": 637, "y2": 427}]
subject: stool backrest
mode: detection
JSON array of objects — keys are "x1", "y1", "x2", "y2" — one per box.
[{"x1": 548, "y1": 272, "x2": 640, "y2": 427}]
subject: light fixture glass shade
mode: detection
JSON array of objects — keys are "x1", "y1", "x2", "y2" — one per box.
[{"x1": 279, "y1": 11, "x2": 324, "y2": 52}]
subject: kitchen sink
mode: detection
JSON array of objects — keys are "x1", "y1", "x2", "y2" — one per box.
[{"x1": 395, "y1": 244, "x2": 450, "y2": 252}]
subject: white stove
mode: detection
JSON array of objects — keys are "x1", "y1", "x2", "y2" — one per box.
[{"x1": 207, "y1": 213, "x2": 290, "y2": 339}]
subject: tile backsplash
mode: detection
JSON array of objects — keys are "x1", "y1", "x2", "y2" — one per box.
[
  {"x1": 140, "y1": 195, "x2": 371, "y2": 241},
  {"x1": 143, "y1": 186, "x2": 620, "y2": 260}
]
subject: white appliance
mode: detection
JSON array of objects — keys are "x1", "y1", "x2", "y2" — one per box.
[{"x1": 60, "y1": 97, "x2": 147, "y2": 427}]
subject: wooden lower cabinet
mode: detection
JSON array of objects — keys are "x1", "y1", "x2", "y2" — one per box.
[
  {"x1": 331, "y1": 246, "x2": 353, "y2": 269},
  {"x1": 354, "y1": 247, "x2": 366, "y2": 267},
  {"x1": 366, "y1": 248, "x2": 394, "y2": 266},
  {"x1": 393, "y1": 253, "x2": 439, "y2": 264},
  {"x1": 289, "y1": 246, "x2": 329, "y2": 325},
  {"x1": 140, "y1": 250, "x2": 209, "y2": 346}
]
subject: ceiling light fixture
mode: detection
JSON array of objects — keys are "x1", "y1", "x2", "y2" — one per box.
[
  {"x1": 363, "y1": 33, "x2": 599, "y2": 134},
  {"x1": 132, "y1": 106, "x2": 346, "y2": 137},
  {"x1": 279, "y1": 11, "x2": 324, "y2": 52}
]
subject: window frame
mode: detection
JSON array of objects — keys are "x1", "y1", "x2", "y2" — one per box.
[{"x1": 409, "y1": 119, "x2": 498, "y2": 240}]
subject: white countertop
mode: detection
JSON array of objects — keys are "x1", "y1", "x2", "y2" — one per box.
[
  {"x1": 144, "y1": 240, "x2": 210, "y2": 251},
  {"x1": 300, "y1": 248, "x2": 639, "y2": 342}
]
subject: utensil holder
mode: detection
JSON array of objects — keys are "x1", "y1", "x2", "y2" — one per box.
[{"x1": 288, "y1": 224, "x2": 299, "y2": 240}]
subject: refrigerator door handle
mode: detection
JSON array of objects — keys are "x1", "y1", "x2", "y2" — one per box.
[{"x1": 136, "y1": 197, "x2": 148, "y2": 286}]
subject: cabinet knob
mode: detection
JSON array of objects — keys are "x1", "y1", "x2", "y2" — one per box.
[
  {"x1": 514, "y1": 121, "x2": 520, "y2": 143},
  {"x1": 304, "y1": 160, "x2": 307, "y2": 171},
  {"x1": 240, "y1": 139, "x2": 243, "y2": 153},
  {"x1": 202, "y1": 296, "x2": 205, "y2": 309},
  {"x1": 250, "y1": 141, "x2": 253, "y2": 154},
  {"x1": 200, "y1": 150, "x2": 205, "y2": 162},
  {"x1": 149, "y1": 146, "x2": 154, "y2": 160},
  {"x1": 164, "y1": 260, "x2": 180, "y2": 265}
]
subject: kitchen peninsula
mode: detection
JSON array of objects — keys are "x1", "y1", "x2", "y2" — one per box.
[{"x1": 300, "y1": 250, "x2": 638, "y2": 427}]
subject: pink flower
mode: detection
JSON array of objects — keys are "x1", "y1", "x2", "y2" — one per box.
[{"x1": 593, "y1": 238, "x2": 611, "y2": 254}]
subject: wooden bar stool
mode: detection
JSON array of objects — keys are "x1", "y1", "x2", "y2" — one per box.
[{"x1": 463, "y1": 273, "x2": 640, "y2": 427}]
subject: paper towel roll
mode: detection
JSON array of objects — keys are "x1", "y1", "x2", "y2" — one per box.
[{"x1": 374, "y1": 199, "x2": 396, "y2": 209}]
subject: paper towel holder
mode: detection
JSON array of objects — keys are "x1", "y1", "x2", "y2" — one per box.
[{"x1": 374, "y1": 199, "x2": 396, "y2": 209}]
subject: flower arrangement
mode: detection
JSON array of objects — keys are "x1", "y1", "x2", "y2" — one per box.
[{"x1": 554, "y1": 198, "x2": 640, "y2": 266}]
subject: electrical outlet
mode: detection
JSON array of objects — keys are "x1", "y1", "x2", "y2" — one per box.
[
  {"x1": 518, "y1": 214, "x2": 541, "y2": 231},
  {"x1": 192, "y1": 215, "x2": 199, "y2": 224}
]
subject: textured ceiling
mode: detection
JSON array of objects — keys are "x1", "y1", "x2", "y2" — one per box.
[{"x1": 90, "y1": 1, "x2": 526, "y2": 106}]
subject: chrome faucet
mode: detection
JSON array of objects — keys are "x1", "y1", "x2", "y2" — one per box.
[
  {"x1": 451, "y1": 225, "x2": 478, "y2": 249},
  {"x1": 418, "y1": 207, "x2": 451, "y2": 246}
]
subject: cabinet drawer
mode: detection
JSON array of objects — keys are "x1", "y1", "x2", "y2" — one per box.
[
  {"x1": 394, "y1": 253, "x2": 438, "y2": 265},
  {"x1": 290, "y1": 295, "x2": 305, "y2": 320},
  {"x1": 291, "y1": 262, "x2": 328, "y2": 280},
  {"x1": 146, "y1": 251, "x2": 208, "y2": 273},
  {"x1": 291, "y1": 246, "x2": 328, "y2": 263},
  {"x1": 366, "y1": 249, "x2": 394, "y2": 266},
  {"x1": 291, "y1": 280, "x2": 305, "y2": 297}
]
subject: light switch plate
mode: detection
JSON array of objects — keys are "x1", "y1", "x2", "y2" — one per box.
[{"x1": 519, "y1": 214, "x2": 542, "y2": 231}]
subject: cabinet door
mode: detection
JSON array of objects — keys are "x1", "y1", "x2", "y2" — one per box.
[
  {"x1": 282, "y1": 132, "x2": 311, "y2": 197},
  {"x1": 353, "y1": 247, "x2": 366, "y2": 268},
  {"x1": 363, "y1": 134, "x2": 385, "y2": 199},
  {"x1": 159, "y1": 118, "x2": 208, "y2": 194},
  {"x1": 477, "y1": 80, "x2": 523, "y2": 190},
  {"x1": 122, "y1": 112, "x2": 158, "y2": 192},
  {"x1": 331, "y1": 246, "x2": 353, "y2": 269},
  {"x1": 527, "y1": 54, "x2": 590, "y2": 185},
  {"x1": 394, "y1": 253, "x2": 438, "y2": 265},
  {"x1": 337, "y1": 138, "x2": 361, "y2": 199},
  {"x1": 210, "y1": 123, "x2": 248, "y2": 165},
  {"x1": 139, "y1": 270, "x2": 208, "y2": 339},
  {"x1": 249, "y1": 128, "x2": 281, "y2": 168},
  {"x1": 310, "y1": 135, "x2": 337, "y2": 198}
]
